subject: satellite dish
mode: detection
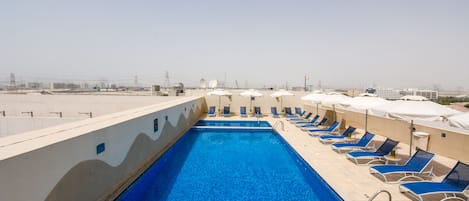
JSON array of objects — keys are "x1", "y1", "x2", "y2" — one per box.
[
  {"x1": 200, "y1": 79, "x2": 206, "y2": 89},
  {"x1": 208, "y1": 80, "x2": 218, "y2": 89}
]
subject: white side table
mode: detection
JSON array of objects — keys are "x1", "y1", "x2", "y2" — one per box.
[{"x1": 384, "y1": 155, "x2": 401, "y2": 165}]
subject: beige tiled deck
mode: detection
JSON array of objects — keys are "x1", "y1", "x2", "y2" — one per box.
[{"x1": 204, "y1": 115, "x2": 459, "y2": 201}]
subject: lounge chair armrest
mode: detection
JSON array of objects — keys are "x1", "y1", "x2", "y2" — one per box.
[
  {"x1": 422, "y1": 166, "x2": 435, "y2": 179},
  {"x1": 360, "y1": 143, "x2": 376, "y2": 151},
  {"x1": 351, "y1": 149, "x2": 368, "y2": 152}
]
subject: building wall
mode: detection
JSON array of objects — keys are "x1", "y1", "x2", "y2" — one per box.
[
  {"x1": 188, "y1": 89, "x2": 310, "y2": 116},
  {"x1": 0, "y1": 94, "x2": 183, "y2": 118},
  {"x1": 0, "y1": 96, "x2": 204, "y2": 201},
  {"x1": 0, "y1": 117, "x2": 83, "y2": 137},
  {"x1": 0, "y1": 94, "x2": 185, "y2": 137}
]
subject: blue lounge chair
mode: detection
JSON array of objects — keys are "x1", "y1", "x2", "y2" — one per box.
[
  {"x1": 331, "y1": 132, "x2": 376, "y2": 153},
  {"x1": 346, "y1": 138, "x2": 399, "y2": 165},
  {"x1": 319, "y1": 126, "x2": 357, "y2": 144},
  {"x1": 271, "y1": 107, "x2": 280, "y2": 118},
  {"x1": 307, "y1": 121, "x2": 340, "y2": 136},
  {"x1": 300, "y1": 117, "x2": 329, "y2": 130},
  {"x1": 208, "y1": 106, "x2": 216, "y2": 117},
  {"x1": 294, "y1": 115, "x2": 319, "y2": 126},
  {"x1": 399, "y1": 161, "x2": 469, "y2": 201},
  {"x1": 240, "y1": 106, "x2": 247, "y2": 117},
  {"x1": 287, "y1": 110, "x2": 305, "y2": 118},
  {"x1": 370, "y1": 149, "x2": 435, "y2": 183},
  {"x1": 284, "y1": 107, "x2": 292, "y2": 116},
  {"x1": 254, "y1": 106, "x2": 262, "y2": 118},
  {"x1": 287, "y1": 112, "x2": 312, "y2": 122},
  {"x1": 223, "y1": 106, "x2": 231, "y2": 117},
  {"x1": 294, "y1": 107, "x2": 302, "y2": 115}
]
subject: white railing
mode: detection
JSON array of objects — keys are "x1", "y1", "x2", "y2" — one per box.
[
  {"x1": 273, "y1": 120, "x2": 285, "y2": 131},
  {"x1": 368, "y1": 190, "x2": 392, "y2": 201}
]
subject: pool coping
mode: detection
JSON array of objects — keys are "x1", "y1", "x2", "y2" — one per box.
[{"x1": 192, "y1": 126, "x2": 272, "y2": 130}]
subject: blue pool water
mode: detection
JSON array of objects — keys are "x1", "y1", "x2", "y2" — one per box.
[
  {"x1": 117, "y1": 127, "x2": 342, "y2": 201},
  {"x1": 194, "y1": 120, "x2": 271, "y2": 127}
]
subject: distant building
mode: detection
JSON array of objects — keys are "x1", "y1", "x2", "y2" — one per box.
[
  {"x1": 401, "y1": 89, "x2": 439, "y2": 101},
  {"x1": 347, "y1": 89, "x2": 364, "y2": 97},
  {"x1": 50, "y1": 82, "x2": 80, "y2": 90},
  {"x1": 365, "y1": 88, "x2": 401, "y2": 100},
  {"x1": 365, "y1": 88, "x2": 439, "y2": 100},
  {"x1": 291, "y1": 86, "x2": 305, "y2": 91},
  {"x1": 27, "y1": 82, "x2": 43, "y2": 89},
  {"x1": 365, "y1": 88, "x2": 376, "y2": 94}
]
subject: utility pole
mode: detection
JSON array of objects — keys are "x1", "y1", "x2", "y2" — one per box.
[
  {"x1": 9, "y1": 73, "x2": 16, "y2": 90},
  {"x1": 304, "y1": 74, "x2": 309, "y2": 91},
  {"x1": 134, "y1": 75, "x2": 138, "y2": 87},
  {"x1": 164, "y1": 71, "x2": 171, "y2": 89},
  {"x1": 223, "y1": 72, "x2": 227, "y2": 89}
]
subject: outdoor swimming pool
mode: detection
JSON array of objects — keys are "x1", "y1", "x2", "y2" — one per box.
[
  {"x1": 194, "y1": 120, "x2": 271, "y2": 127},
  {"x1": 117, "y1": 121, "x2": 342, "y2": 201}
]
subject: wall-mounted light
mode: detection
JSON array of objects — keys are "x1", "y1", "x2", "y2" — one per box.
[
  {"x1": 96, "y1": 143, "x2": 105, "y2": 155},
  {"x1": 154, "y1": 118, "x2": 158, "y2": 133}
]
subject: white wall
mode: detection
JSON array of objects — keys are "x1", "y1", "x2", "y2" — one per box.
[
  {"x1": 0, "y1": 96, "x2": 204, "y2": 201},
  {"x1": 187, "y1": 89, "x2": 310, "y2": 115},
  {"x1": 0, "y1": 94, "x2": 186, "y2": 136}
]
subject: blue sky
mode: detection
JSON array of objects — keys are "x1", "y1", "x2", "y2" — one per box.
[{"x1": 1, "y1": 0, "x2": 468, "y2": 90}]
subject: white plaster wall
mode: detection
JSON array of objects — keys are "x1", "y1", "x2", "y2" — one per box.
[
  {"x1": 0, "y1": 94, "x2": 186, "y2": 136},
  {"x1": 0, "y1": 96, "x2": 204, "y2": 201},
  {"x1": 0, "y1": 94, "x2": 183, "y2": 117},
  {"x1": 187, "y1": 89, "x2": 310, "y2": 115},
  {"x1": 0, "y1": 117, "x2": 83, "y2": 137}
]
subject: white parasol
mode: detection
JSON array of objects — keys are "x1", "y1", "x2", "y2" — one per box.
[{"x1": 207, "y1": 89, "x2": 232, "y2": 115}]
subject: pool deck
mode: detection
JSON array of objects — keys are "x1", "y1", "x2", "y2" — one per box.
[{"x1": 202, "y1": 115, "x2": 459, "y2": 201}]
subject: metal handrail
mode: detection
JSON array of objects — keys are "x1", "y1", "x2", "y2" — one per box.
[
  {"x1": 50, "y1": 112, "x2": 63, "y2": 118},
  {"x1": 21, "y1": 111, "x2": 33, "y2": 117},
  {"x1": 273, "y1": 120, "x2": 285, "y2": 131},
  {"x1": 79, "y1": 112, "x2": 93, "y2": 118},
  {"x1": 368, "y1": 190, "x2": 392, "y2": 201}
]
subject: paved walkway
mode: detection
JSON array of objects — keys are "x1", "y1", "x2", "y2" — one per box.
[{"x1": 204, "y1": 115, "x2": 459, "y2": 201}]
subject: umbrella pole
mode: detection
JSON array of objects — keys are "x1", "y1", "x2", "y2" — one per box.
[
  {"x1": 280, "y1": 98, "x2": 283, "y2": 113},
  {"x1": 332, "y1": 104, "x2": 336, "y2": 122},
  {"x1": 218, "y1": 96, "x2": 221, "y2": 116},
  {"x1": 316, "y1": 103, "x2": 319, "y2": 115},
  {"x1": 409, "y1": 120, "x2": 414, "y2": 156},
  {"x1": 365, "y1": 109, "x2": 368, "y2": 132}
]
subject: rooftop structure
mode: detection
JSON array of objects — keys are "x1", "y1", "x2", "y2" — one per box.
[
  {"x1": 0, "y1": 91, "x2": 468, "y2": 201},
  {"x1": 366, "y1": 88, "x2": 440, "y2": 101}
]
